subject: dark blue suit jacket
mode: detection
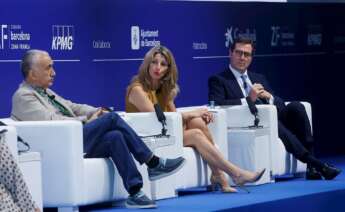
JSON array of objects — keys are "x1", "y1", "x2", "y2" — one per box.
[{"x1": 208, "y1": 68, "x2": 285, "y2": 112}]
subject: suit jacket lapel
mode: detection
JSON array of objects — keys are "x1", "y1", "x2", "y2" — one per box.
[
  {"x1": 224, "y1": 68, "x2": 245, "y2": 98},
  {"x1": 248, "y1": 72, "x2": 260, "y2": 84},
  {"x1": 21, "y1": 82, "x2": 76, "y2": 117},
  {"x1": 22, "y1": 83, "x2": 53, "y2": 110}
]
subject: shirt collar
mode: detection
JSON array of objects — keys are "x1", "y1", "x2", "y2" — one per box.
[
  {"x1": 26, "y1": 83, "x2": 47, "y2": 96},
  {"x1": 229, "y1": 64, "x2": 248, "y2": 79}
]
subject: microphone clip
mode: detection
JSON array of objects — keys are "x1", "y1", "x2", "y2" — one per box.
[
  {"x1": 161, "y1": 125, "x2": 167, "y2": 137},
  {"x1": 246, "y1": 96, "x2": 262, "y2": 129},
  {"x1": 249, "y1": 114, "x2": 262, "y2": 129},
  {"x1": 154, "y1": 104, "x2": 169, "y2": 137}
]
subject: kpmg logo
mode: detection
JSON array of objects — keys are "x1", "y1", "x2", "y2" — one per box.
[
  {"x1": 271, "y1": 26, "x2": 295, "y2": 47},
  {"x1": 130, "y1": 25, "x2": 160, "y2": 50},
  {"x1": 225, "y1": 26, "x2": 256, "y2": 48},
  {"x1": 51, "y1": 25, "x2": 74, "y2": 50},
  {"x1": 0, "y1": 24, "x2": 31, "y2": 50},
  {"x1": 0, "y1": 25, "x2": 8, "y2": 49}
]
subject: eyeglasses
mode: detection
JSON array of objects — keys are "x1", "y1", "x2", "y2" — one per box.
[
  {"x1": 233, "y1": 49, "x2": 253, "y2": 58},
  {"x1": 151, "y1": 60, "x2": 169, "y2": 67}
]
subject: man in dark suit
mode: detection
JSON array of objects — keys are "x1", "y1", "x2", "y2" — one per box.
[{"x1": 208, "y1": 37, "x2": 341, "y2": 180}]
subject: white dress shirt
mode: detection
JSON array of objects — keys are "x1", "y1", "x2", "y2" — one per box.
[{"x1": 229, "y1": 64, "x2": 274, "y2": 105}]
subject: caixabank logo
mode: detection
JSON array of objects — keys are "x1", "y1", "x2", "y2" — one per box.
[
  {"x1": 51, "y1": 25, "x2": 74, "y2": 50},
  {"x1": 0, "y1": 24, "x2": 31, "y2": 50},
  {"x1": 131, "y1": 26, "x2": 160, "y2": 50},
  {"x1": 224, "y1": 26, "x2": 256, "y2": 48}
]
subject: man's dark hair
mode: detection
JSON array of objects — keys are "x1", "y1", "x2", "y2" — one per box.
[{"x1": 230, "y1": 37, "x2": 256, "y2": 53}]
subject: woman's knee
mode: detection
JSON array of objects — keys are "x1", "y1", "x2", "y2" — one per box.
[
  {"x1": 183, "y1": 128, "x2": 208, "y2": 146},
  {"x1": 187, "y1": 117, "x2": 208, "y2": 130},
  {"x1": 189, "y1": 128, "x2": 205, "y2": 138}
]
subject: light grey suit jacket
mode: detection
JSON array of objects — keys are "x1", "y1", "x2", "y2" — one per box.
[{"x1": 11, "y1": 82, "x2": 97, "y2": 121}]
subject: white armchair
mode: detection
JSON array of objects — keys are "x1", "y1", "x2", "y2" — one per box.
[
  {"x1": 123, "y1": 112, "x2": 184, "y2": 200},
  {"x1": 224, "y1": 102, "x2": 311, "y2": 178},
  {"x1": 3, "y1": 112, "x2": 184, "y2": 212}
]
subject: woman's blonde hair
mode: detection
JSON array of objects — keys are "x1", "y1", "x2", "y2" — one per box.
[{"x1": 129, "y1": 45, "x2": 179, "y2": 102}]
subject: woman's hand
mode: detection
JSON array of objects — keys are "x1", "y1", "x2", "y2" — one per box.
[
  {"x1": 201, "y1": 111, "x2": 214, "y2": 124},
  {"x1": 200, "y1": 109, "x2": 214, "y2": 124},
  {"x1": 184, "y1": 108, "x2": 214, "y2": 124}
]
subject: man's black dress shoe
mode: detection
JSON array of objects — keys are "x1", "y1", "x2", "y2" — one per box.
[
  {"x1": 319, "y1": 164, "x2": 342, "y2": 180},
  {"x1": 306, "y1": 167, "x2": 322, "y2": 180}
]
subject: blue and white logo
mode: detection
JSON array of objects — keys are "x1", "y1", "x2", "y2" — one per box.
[
  {"x1": 271, "y1": 26, "x2": 280, "y2": 47},
  {"x1": 225, "y1": 27, "x2": 233, "y2": 48},
  {"x1": 51, "y1": 25, "x2": 74, "y2": 50},
  {"x1": 225, "y1": 26, "x2": 256, "y2": 48},
  {"x1": 0, "y1": 24, "x2": 31, "y2": 50},
  {"x1": 271, "y1": 26, "x2": 295, "y2": 47},
  {"x1": 307, "y1": 25, "x2": 322, "y2": 46},
  {"x1": 0, "y1": 24, "x2": 8, "y2": 49},
  {"x1": 131, "y1": 26, "x2": 140, "y2": 50},
  {"x1": 130, "y1": 25, "x2": 160, "y2": 50}
]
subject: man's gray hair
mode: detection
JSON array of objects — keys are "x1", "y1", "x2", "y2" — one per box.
[{"x1": 21, "y1": 49, "x2": 49, "y2": 79}]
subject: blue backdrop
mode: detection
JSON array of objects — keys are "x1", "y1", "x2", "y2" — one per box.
[{"x1": 1, "y1": 0, "x2": 344, "y2": 156}]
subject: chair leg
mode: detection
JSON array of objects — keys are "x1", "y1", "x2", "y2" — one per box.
[{"x1": 58, "y1": 206, "x2": 79, "y2": 212}]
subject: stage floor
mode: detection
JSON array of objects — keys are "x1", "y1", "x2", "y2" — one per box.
[{"x1": 76, "y1": 156, "x2": 345, "y2": 212}]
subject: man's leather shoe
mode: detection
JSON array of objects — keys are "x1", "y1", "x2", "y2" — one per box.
[
  {"x1": 306, "y1": 167, "x2": 322, "y2": 180},
  {"x1": 319, "y1": 164, "x2": 342, "y2": 180}
]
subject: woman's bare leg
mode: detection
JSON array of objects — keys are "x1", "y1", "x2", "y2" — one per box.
[
  {"x1": 185, "y1": 117, "x2": 238, "y2": 191},
  {"x1": 183, "y1": 128, "x2": 261, "y2": 185},
  {"x1": 186, "y1": 117, "x2": 214, "y2": 145}
]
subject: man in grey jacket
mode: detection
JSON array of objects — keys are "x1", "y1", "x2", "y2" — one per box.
[{"x1": 11, "y1": 49, "x2": 185, "y2": 209}]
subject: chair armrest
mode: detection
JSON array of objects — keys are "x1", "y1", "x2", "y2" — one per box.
[
  {"x1": 223, "y1": 105, "x2": 278, "y2": 130},
  {"x1": 9, "y1": 120, "x2": 85, "y2": 204},
  {"x1": 224, "y1": 102, "x2": 311, "y2": 132},
  {"x1": 122, "y1": 112, "x2": 183, "y2": 146},
  {"x1": 300, "y1": 102, "x2": 312, "y2": 133}
]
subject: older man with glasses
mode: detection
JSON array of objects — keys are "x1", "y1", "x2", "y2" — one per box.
[{"x1": 11, "y1": 49, "x2": 185, "y2": 209}]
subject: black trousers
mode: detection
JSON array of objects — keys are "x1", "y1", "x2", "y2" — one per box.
[{"x1": 277, "y1": 101, "x2": 314, "y2": 163}]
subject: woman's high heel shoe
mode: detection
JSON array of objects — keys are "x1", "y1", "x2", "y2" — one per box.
[
  {"x1": 209, "y1": 173, "x2": 238, "y2": 193},
  {"x1": 232, "y1": 168, "x2": 266, "y2": 193}
]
